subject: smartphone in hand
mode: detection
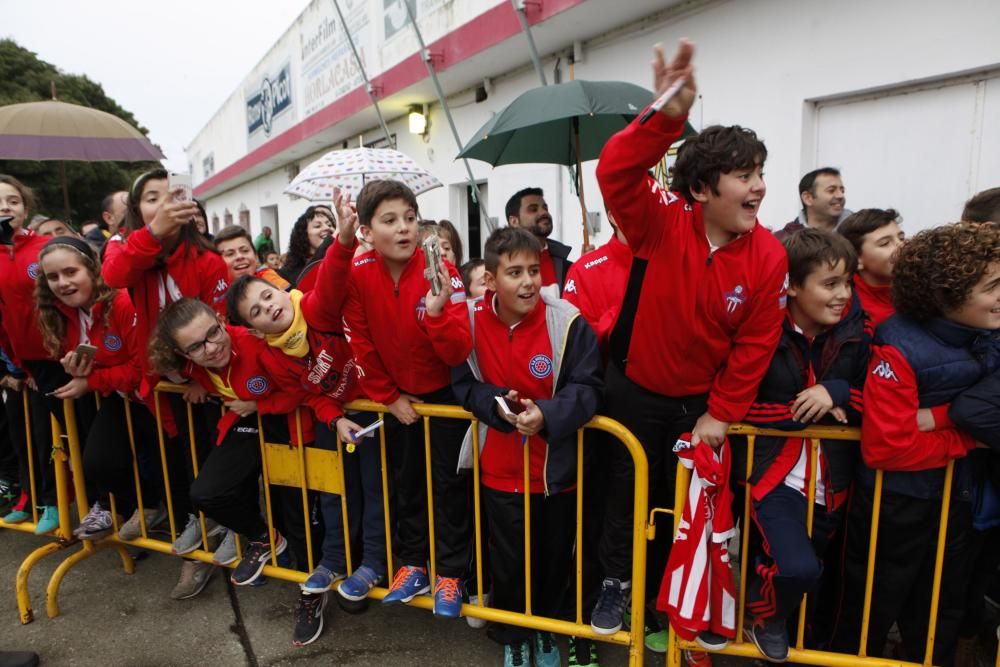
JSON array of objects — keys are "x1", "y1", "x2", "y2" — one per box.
[
  {"x1": 167, "y1": 172, "x2": 193, "y2": 203},
  {"x1": 71, "y1": 343, "x2": 99, "y2": 368},
  {"x1": 495, "y1": 395, "x2": 526, "y2": 418}
]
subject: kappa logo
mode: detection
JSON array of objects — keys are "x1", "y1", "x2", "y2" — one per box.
[
  {"x1": 246, "y1": 375, "x2": 270, "y2": 395},
  {"x1": 564, "y1": 279, "x2": 577, "y2": 294},
  {"x1": 450, "y1": 276, "x2": 463, "y2": 291},
  {"x1": 724, "y1": 285, "x2": 747, "y2": 313},
  {"x1": 584, "y1": 255, "x2": 608, "y2": 270},
  {"x1": 234, "y1": 426, "x2": 259, "y2": 434},
  {"x1": 354, "y1": 257, "x2": 375, "y2": 267},
  {"x1": 528, "y1": 354, "x2": 553, "y2": 379},
  {"x1": 26, "y1": 262, "x2": 40, "y2": 280},
  {"x1": 872, "y1": 359, "x2": 899, "y2": 382},
  {"x1": 214, "y1": 278, "x2": 229, "y2": 294},
  {"x1": 415, "y1": 296, "x2": 427, "y2": 321},
  {"x1": 672, "y1": 438, "x2": 693, "y2": 453},
  {"x1": 103, "y1": 334, "x2": 123, "y2": 352}
]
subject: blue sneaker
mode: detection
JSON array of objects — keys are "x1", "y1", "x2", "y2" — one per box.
[
  {"x1": 433, "y1": 575, "x2": 462, "y2": 618},
  {"x1": 338, "y1": 565, "x2": 383, "y2": 601},
  {"x1": 34, "y1": 506, "x2": 59, "y2": 535},
  {"x1": 504, "y1": 640, "x2": 531, "y2": 667},
  {"x1": 3, "y1": 509, "x2": 30, "y2": 524},
  {"x1": 302, "y1": 565, "x2": 344, "y2": 594},
  {"x1": 382, "y1": 565, "x2": 429, "y2": 604},
  {"x1": 533, "y1": 631, "x2": 560, "y2": 667}
]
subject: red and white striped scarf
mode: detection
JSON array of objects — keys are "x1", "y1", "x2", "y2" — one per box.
[{"x1": 656, "y1": 435, "x2": 737, "y2": 641}]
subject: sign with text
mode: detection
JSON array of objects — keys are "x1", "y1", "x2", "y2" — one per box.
[
  {"x1": 245, "y1": 63, "x2": 295, "y2": 150},
  {"x1": 300, "y1": 1, "x2": 370, "y2": 118}
]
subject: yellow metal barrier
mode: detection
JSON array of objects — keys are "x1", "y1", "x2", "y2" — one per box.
[
  {"x1": 42, "y1": 385, "x2": 653, "y2": 665},
  {"x1": 666, "y1": 424, "x2": 983, "y2": 667}
]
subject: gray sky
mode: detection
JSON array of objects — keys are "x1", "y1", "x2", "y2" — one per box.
[{"x1": 2, "y1": 0, "x2": 310, "y2": 171}]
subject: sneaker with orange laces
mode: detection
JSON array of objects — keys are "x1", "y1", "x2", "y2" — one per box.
[
  {"x1": 382, "y1": 565, "x2": 430, "y2": 605},
  {"x1": 433, "y1": 575, "x2": 463, "y2": 618},
  {"x1": 683, "y1": 650, "x2": 713, "y2": 667}
]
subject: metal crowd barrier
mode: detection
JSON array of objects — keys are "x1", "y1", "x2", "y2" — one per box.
[
  {"x1": 665, "y1": 424, "x2": 986, "y2": 667},
  {"x1": 29, "y1": 384, "x2": 653, "y2": 666},
  {"x1": 2, "y1": 389, "x2": 134, "y2": 624}
]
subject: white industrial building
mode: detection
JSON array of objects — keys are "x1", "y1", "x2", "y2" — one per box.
[{"x1": 187, "y1": 0, "x2": 1000, "y2": 259}]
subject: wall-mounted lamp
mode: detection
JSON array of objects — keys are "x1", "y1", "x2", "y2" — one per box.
[{"x1": 408, "y1": 104, "x2": 428, "y2": 136}]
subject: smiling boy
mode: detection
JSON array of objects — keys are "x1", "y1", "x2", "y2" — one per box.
[
  {"x1": 215, "y1": 225, "x2": 289, "y2": 290},
  {"x1": 590, "y1": 40, "x2": 788, "y2": 636},
  {"x1": 451, "y1": 227, "x2": 603, "y2": 667},
  {"x1": 736, "y1": 229, "x2": 870, "y2": 661}
]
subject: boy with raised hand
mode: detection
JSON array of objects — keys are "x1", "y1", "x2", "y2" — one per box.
[
  {"x1": 451, "y1": 227, "x2": 603, "y2": 667},
  {"x1": 342, "y1": 180, "x2": 473, "y2": 619},
  {"x1": 590, "y1": 39, "x2": 788, "y2": 638},
  {"x1": 735, "y1": 229, "x2": 870, "y2": 662},
  {"x1": 836, "y1": 209, "x2": 905, "y2": 327},
  {"x1": 831, "y1": 222, "x2": 1000, "y2": 663}
]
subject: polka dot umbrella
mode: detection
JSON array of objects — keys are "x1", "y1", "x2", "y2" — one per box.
[{"x1": 284, "y1": 147, "x2": 442, "y2": 201}]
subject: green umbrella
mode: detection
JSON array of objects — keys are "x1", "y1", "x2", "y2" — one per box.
[{"x1": 458, "y1": 79, "x2": 695, "y2": 247}]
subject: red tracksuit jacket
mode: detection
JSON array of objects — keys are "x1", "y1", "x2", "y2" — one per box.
[
  {"x1": 55, "y1": 290, "x2": 142, "y2": 396},
  {"x1": 595, "y1": 111, "x2": 788, "y2": 423},
  {"x1": 471, "y1": 295, "x2": 556, "y2": 493},
  {"x1": 258, "y1": 239, "x2": 361, "y2": 426},
  {"x1": 563, "y1": 235, "x2": 631, "y2": 355},
  {"x1": 852, "y1": 276, "x2": 894, "y2": 328},
  {"x1": 343, "y1": 246, "x2": 471, "y2": 405},
  {"x1": 185, "y1": 325, "x2": 310, "y2": 444},
  {"x1": 103, "y1": 226, "x2": 229, "y2": 374},
  {"x1": 0, "y1": 232, "x2": 52, "y2": 366}
]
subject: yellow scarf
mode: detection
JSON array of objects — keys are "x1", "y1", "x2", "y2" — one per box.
[
  {"x1": 265, "y1": 289, "x2": 309, "y2": 358},
  {"x1": 205, "y1": 369, "x2": 238, "y2": 400}
]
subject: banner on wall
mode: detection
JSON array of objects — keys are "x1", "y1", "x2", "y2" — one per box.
[
  {"x1": 245, "y1": 63, "x2": 295, "y2": 150},
  {"x1": 300, "y1": 0, "x2": 371, "y2": 118}
]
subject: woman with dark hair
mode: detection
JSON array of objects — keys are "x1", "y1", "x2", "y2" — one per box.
[
  {"x1": 0, "y1": 174, "x2": 61, "y2": 533},
  {"x1": 278, "y1": 205, "x2": 334, "y2": 283},
  {"x1": 102, "y1": 168, "x2": 231, "y2": 599}
]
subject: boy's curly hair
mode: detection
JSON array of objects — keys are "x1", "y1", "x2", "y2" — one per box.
[{"x1": 891, "y1": 221, "x2": 1000, "y2": 321}]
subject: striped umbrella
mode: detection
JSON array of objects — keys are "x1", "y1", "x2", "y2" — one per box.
[
  {"x1": 0, "y1": 98, "x2": 165, "y2": 217},
  {"x1": 0, "y1": 99, "x2": 164, "y2": 161}
]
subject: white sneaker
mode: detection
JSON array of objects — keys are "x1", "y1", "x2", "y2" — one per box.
[{"x1": 466, "y1": 593, "x2": 489, "y2": 629}]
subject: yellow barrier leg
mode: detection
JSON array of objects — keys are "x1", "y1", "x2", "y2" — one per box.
[
  {"x1": 15, "y1": 541, "x2": 66, "y2": 624},
  {"x1": 46, "y1": 540, "x2": 136, "y2": 618}
]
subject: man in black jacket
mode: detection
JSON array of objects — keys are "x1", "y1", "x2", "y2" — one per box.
[{"x1": 505, "y1": 187, "x2": 573, "y2": 293}]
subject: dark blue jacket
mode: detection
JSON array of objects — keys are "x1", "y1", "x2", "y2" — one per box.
[
  {"x1": 860, "y1": 315, "x2": 1000, "y2": 500},
  {"x1": 733, "y1": 297, "x2": 870, "y2": 510}
]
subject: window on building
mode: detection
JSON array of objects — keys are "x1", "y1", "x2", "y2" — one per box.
[{"x1": 224, "y1": 209, "x2": 233, "y2": 227}]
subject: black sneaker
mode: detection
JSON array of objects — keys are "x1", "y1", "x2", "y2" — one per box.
[
  {"x1": 696, "y1": 629, "x2": 730, "y2": 651},
  {"x1": 568, "y1": 635, "x2": 600, "y2": 666},
  {"x1": 292, "y1": 591, "x2": 327, "y2": 647},
  {"x1": 744, "y1": 618, "x2": 789, "y2": 663},
  {"x1": 0, "y1": 479, "x2": 20, "y2": 515},
  {"x1": 590, "y1": 578, "x2": 630, "y2": 635},
  {"x1": 231, "y1": 532, "x2": 287, "y2": 586}
]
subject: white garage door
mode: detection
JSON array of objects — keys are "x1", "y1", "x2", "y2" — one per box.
[{"x1": 813, "y1": 72, "x2": 1000, "y2": 232}]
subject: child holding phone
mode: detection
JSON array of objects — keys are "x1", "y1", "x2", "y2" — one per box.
[{"x1": 35, "y1": 236, "x2": 163, "y2": 541}]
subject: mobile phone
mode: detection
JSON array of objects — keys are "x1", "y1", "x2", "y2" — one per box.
[
  {"x1": 167, "y1": 172, "x2": 193, "y2": 203},
  {"x1": 0, "y1": 216, "x2": 14, "y2": 245},
  {"x1": 350, "y1": 419, "x2": 384, "y2": 442},
  {"x1": 495, "y1": 395, "x2": 526, "y2": 417},
  {"x1": 71, "y1": 343, "x2": 99, "y2": 367},
  {"x1": 423, "y1": 235, "x2": 443, "y2": 295}
]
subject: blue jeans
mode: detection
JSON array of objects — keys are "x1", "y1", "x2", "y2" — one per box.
[{"x1": 316, "y1": 415, "x2": 387, "y2": 576}]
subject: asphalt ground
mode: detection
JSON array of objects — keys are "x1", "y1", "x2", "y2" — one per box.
[{"x1": 0, "y1": 530, "x2": 756, "y2": 666}]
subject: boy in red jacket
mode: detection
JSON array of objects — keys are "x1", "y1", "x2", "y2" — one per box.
[
  {"x1": 591, "y1": 40, "x2": 788, "y2": 636},
  {"x1": 837, "y1": 209, "x2": 904, "y2": 328},
  {"x1": 451, "y1": 227, "x2": 603, "y2": 667},
  {"x1": 342, "y1": 180, "x2": 473, "y2": 618}
]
